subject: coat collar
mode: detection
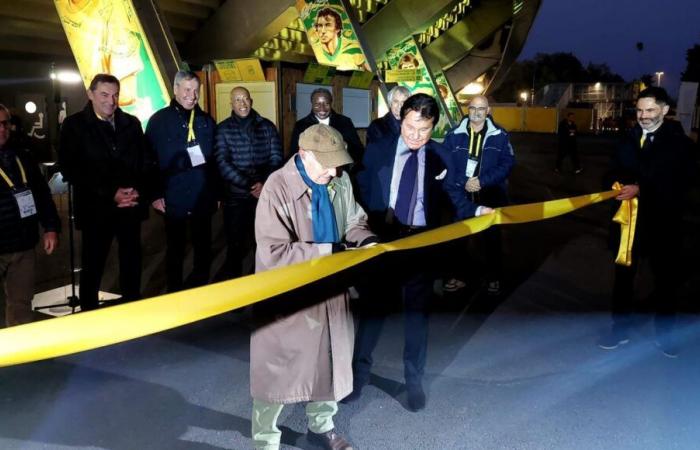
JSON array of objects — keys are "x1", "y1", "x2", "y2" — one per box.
[{"x1": 453, "y1": 116, "x2": 501, "y2": 138}]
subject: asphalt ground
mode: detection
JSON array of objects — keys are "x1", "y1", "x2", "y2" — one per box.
[{"x1": 1, "y1": 132, "x2": 699, "y2": 449}]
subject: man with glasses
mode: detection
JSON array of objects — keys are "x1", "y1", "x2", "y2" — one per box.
[
  {"x1": 0, "y1": 104, "x2": 60, "y2": 326},
  {"x1": 441, "y1": 95, "x2": 515, "y2": 295}
]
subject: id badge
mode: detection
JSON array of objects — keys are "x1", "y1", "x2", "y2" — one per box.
[
  {"x1": 14, "y1": 189, "x2": 37, "y2": 218},
  {"x1": 465, "y1": 158, "x2": 479, "y2": 178},
  {"x1": 187, "y1": 144, "x2": 206, "y2": 167}
]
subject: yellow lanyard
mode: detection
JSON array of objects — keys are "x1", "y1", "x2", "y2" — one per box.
[
  {"x1": 0, "y1": 157, "x2": 27, "y2": 190},
  {"x1": 187, "y1": 109, "x2": 196, "y2": 143},
  {"x1": 469, "y1": 130, "x2": 483, "y2": 158},
  {"x1": 639, "y1": 133, "x2": 646, "y2": 148}
]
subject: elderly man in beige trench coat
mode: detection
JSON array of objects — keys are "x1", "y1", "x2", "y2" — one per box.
[{"x1": 250, "y1": 124, "x2": 377, "y2": 450}]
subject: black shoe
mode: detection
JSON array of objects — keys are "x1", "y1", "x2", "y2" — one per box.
[
  {"x1": 406, "y1": 383, "x2": 426, "y2": 412},
  {"x1": 597, "y1": 331, "x2": 630, "y2": 350},
  {"x1": 341, "y1": 376, "x2": 368, "y2": 403},
  {"x1": 307, "y1": 429, "x2": 353, "y2": 450}
]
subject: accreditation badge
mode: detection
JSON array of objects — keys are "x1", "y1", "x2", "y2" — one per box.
[
  {"x1": 14, "y1": 189, "x2": 37, "y2": 218},
  {"x1": 465, "y1": 157, "x2": 479, "y2": 178},
  {"x1": 187, "y1": 143, "x2": 206, "y2": 167}
]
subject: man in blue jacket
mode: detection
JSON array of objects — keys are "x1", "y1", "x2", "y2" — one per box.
[
  {"x1": 441, "y1": 95, "x2": 515, "y2": 294},
  {"x1": 146, "y1": 70, "x2": 219, "y2": 293},
  {"x1": 366, "y1": 86, "x2": 410, "y2": 145},
  {"x1": 350, "y1": 93, "x2": 494, "y2": 411},
  {"x1": 215, "y1": 86, "x2": 283, "y2": 279}
]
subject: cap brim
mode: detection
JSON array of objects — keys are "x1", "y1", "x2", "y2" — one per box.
[{"x1": 315, "y1": 150, "x2": 353, "y2": 169}]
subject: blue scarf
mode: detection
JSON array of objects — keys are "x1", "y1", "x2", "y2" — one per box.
[{"x1": 295, "y1": 155, "x2": 339, "y2": 243}]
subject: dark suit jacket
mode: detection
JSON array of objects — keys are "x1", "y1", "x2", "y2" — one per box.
[
  {"x1": 289, "y1": 111, "x2": 364, "y2": 163},
  {"x1": 607, "y1": 120, "x2": 698, "y2": 253},
  {"x1": 356, "y1": 134, "x2": 448, "y2": 238}
]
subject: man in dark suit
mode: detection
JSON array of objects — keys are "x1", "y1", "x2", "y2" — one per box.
[
  {"x1": 598, "y1": 87, "x2": 697, "y2": 357},
  {"x1": 59, "y1": 73, "x2": 154, "y2": 310},
  {"x1": 366, "y1": 85, "x2": 410, "y2": 145},
  {"x1": 288, "y1": 88, "x2": 363, "y2": 163},
  {"x1": 350, "y1": 93, "x2": 493, "y2": 411}
]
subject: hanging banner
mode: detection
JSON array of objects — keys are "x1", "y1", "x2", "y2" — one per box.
[
  {"x1": 348, "y1": 70, "x2": 375, "y2": 89},
  {"x1": 296, "y1": 0, "x2": 370, "y2": 71},
  {"x1": 303, "y1": 62, "x2": 336, "y2": 85},
  {"x1": 383, "y1": 36, "x2": 462, "y2": 138},
  {"x1": 54, "y1": 0, "x2": 171, "y2": 127}
]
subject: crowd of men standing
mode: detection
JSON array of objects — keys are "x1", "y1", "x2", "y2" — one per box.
[{"x1": 0, "y1": 68, "x2": 696, "y2": 449}]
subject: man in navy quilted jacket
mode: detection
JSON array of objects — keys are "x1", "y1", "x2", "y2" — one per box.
[{"x1": 215, "y1": 86, "x2": 283, "y2": 279}]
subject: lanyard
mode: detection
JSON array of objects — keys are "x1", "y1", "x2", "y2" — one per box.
[
  {"x1": 187, "y1": 109, "x2": 196, "y2": 143},
  {"x1": 0, "y1": 157, "x2": 27, "y2": 189},
  {"x1": 469, "y1": 130, "x2": 483, "y2": 158},
  {"x1": 639, "y1": 134, "x2": 646, "y2": 148}
]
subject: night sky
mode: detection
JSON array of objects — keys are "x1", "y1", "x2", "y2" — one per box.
[{"x1": 518, "y1": 0, "x2": 700, "y2": 98}]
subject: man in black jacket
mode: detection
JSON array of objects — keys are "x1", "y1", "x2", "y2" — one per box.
[
  {"x1": 215, "y1": 86, "x2": 283, "y2": 279},
  {"x1": 598, "y1": 87, "x2": 697, "y2": 357},
  {"x1": 59, "y1": 73, "x2": 154, "y2": 311},
  {"x1": 289, "y1": 88, "x2": 363, "y2": 163},
  {"x1": 0, "y1": 104, "x2": 60, "y2": 326},
  {"x1": 366, "y1": 85, "x2": 410, "y2": 145},
  {"x1": 146, "y1": 70, "x2": 218, "y2": 292}
]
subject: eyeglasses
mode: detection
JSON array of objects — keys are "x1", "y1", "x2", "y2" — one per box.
[{"x1": 468, "y1": 106, "x2": 488, "y2": 113}]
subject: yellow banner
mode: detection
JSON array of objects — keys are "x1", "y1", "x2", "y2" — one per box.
[
  {"x1": 385, "y1": 69, "x2": 422, "y2": 83},
  {"x1": 0, "y1": 190, "x2": 620, "y2": 367}
]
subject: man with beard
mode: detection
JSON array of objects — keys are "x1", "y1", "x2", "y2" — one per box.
[
  {"x1": 598, "y1": 87, "x2": 697, "y2": 357},
  {"x1": 440, "y1": 95, "x2": 515, "y2": 294}
]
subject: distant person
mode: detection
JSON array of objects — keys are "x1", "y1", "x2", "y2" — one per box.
[
  {"x1": 0, "y1": 104, "x2": 60, "y2": 326},
  {"x1": 289, "y1": 88, "x2": 363, "y2": 164},
  {"x1": 555, "y1": 112, "x2": 582, "y2": 174},
  {"x1": 146, "y1": 70, "x2": 219, "y2": 292},
  {"x1": 598, "y1": 87, "x2": 697, "y2": 357},
  {"x1": 366, "y1": 86, "x2": 410, "y2": 145},
  {"x1": 441, "y1": 95, "x2": 515, "y2": 294},
  {"x1": 215, "y1": 86, "x2": 283, "y2": 279},
  {"x1": 59, "y1": 73, "x2": 154, "y2": 311},
  {"x1": 251, "y1": 124, "x2": 376, "y2": 450}
]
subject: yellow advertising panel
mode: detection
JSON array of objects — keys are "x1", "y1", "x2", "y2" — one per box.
[
  {"x1": 214, "y1": 59, "x2": 266, "y2": 82},
  {"x1": 347, "y1": 70, "x2": 374, "y2": 89},
  {"x1": 385, "y1": 69, "x2": 422, "y2": 83},
  {"x1": 296, "y1": 0, "x2": 370, "y2": 71},
  {"x1": 54, "y1": 0, "x2": 171, "y2": 127},
  {"x1": 303, "y1": 62, "x2": 336, "y2": 85}
]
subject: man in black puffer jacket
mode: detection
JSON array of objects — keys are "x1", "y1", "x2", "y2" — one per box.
[
  {"x1": 0, "y1": 104, "x2": 60, "y2": 326},
  {"x1": 215, "y1": 86, "x2": 283, "y2": 278}
]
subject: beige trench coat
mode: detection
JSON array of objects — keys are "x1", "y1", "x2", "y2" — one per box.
[{"x1": 251, "y1": 157, "x2": 375, "y2": 404}]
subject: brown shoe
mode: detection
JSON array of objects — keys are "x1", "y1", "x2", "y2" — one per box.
[{"x1": 307, "y1": 429, "x2": 354, "y2": 450}]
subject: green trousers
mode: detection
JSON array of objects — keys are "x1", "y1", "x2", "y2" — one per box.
[{"x1": 251, "y1": 399, "x2": 338, "y2": 450}]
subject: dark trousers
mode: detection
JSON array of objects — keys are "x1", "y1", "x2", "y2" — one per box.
[
  {"x1": 353, "y1": 225, "x2": 433, "y2": 386},
  {"x1": 79, "y1": 214, "x2": 141, "y2": 310},
  {"x1": 222, "y1": 198, "x2": 257, "y2": 279},
  {"x1": 612, "y1": 246, "x2": 678, "y2": 337},
  {"x1": 164, "y1": 213, "x2": 212, "y2": 293},
  {"x1": 556, "y1": 143, "x2": 580, "y2": 171}
]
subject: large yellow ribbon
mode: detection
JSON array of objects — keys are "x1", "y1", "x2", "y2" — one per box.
[
  {"x1": 611, "y1": 182, "x2": 638, "y2": 266},
  {"x1": 0, "y1": 189, "x2": 620, "y2": 367}
]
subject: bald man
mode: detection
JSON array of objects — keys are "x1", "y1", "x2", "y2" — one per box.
[
  {"x1": 441, "y1": 95, "x2": 515, "y2": 294},
  {"x1": 215, "y1": 86, "x2": 283, "y2": 279}
]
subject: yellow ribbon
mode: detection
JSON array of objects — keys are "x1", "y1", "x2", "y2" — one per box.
[
  {"x1": 0, "y1": 189, "x2": 620, "y2": 367},
  {"x1": 611, "y1": 182, "x2": 638, "y2": 266}
]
